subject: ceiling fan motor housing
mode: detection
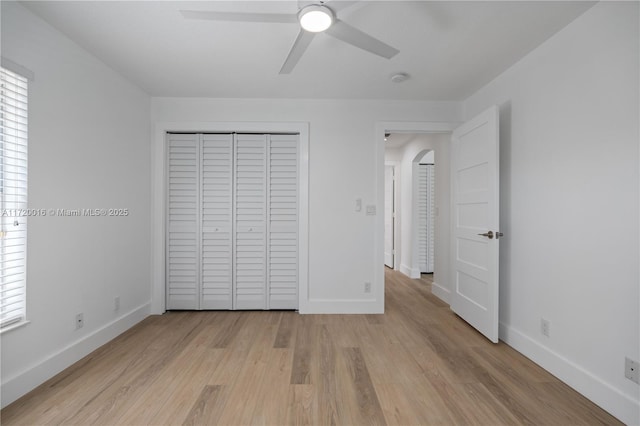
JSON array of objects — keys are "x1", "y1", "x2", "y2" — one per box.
[{"x1": 298, "y1": 4, "x2": 335, "y2": 32}]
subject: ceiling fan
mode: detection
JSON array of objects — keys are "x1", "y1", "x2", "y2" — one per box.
[{"x1": 180, "y1": 1, "x2": 399, "y2": 74}]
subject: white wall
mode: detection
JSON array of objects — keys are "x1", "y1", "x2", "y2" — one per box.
[
  {"x1": 151, "y1": 99, "x2": 461, "y2": 314},
  {"x1": 384, "y1": 134, "x2": 451, "y2": 301},
  {"x1": 464, "y1": 2, "x2": 639, "y2": 424},
  {"x1": 0, "y1": 2, "x2": 152, "y2": 407}
]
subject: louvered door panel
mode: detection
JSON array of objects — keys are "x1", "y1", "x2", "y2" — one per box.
[
  {"x1": 426, "y1": 164, "x2": 435, "y2": 273},
  {"x1": 417, "y1": 164, "x2": 435, "y2": 274},
  {"x1": 418, "y1": 164, "x2": 428, "y2": 273},
  {"x1": 268, "y1": 135, "x2": 298, "y2": 309},
  {"x1": 201, "y1": 134, "x2": 233, "y2": 309},
  {"x1": 166, "y1": 134, "x2": 199, "y2": 309},
  {"x1": 234, "y1": 135, "x2": 267, "y2": 309}
]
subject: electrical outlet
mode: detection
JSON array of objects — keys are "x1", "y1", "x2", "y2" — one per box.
[
  {"x1": 364, "y1": 282, "x2": 372, "y2": 293},
  {"x1": 75, "y1": 313, "x2": 84, "y2": 330},
  {"x1": 114, "y1": 296, "x2": 120, "y2": 312},
  {"x1": 625, "y1": 357, "x2": 639, "y2": 384},
  {"x1": 540, "y1": 318, "x2": 550, "y2": 337}
]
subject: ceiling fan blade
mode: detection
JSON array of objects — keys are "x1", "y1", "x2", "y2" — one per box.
[
  {"x1": 297, "y1": 1, "x2": 359, "y2": 13},
  {"x1": 297, "y1": 0, "x2": 314, "y2": 9},
  {"x1": 180, "y1": 10, "x2": 297, "y2": 24},
  {"x1": 325, "y1": 1, "x2": 360, "y2": 13},
  {"x1": 280, "y1": 29, "x2": 316, "y2": 74},
  {"x1": 325, "y1": 19, "x2": 399, "y2": 59}
]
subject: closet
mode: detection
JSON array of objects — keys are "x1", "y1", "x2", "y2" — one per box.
[
  {"x1": 166, "y1": 133, "x2": 299, "y2": 310},
  {"x1": 417, "y1": 163, "x2": 435, "y2": 274}
]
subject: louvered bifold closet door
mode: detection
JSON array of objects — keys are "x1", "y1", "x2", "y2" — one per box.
[
  {"x1": 268, "y1": 135, "x2": 298, "y2": 309},
  {"x1": 166, "y1": 134, "x2": 200, "y2": 309},
  {"x1": 426, "y1": 164, "x2": 435, "y2": 273},
  {"x1": 417, "y1": 164, "x2": 435, "y2": 274},
  {"x1": 201, "y1": 134, "x2": 233, "y2": 309},
  {"x1": 234, "y1": 134, "x2": 267, "y2": 309}
]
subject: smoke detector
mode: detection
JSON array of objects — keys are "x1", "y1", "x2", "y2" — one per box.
[{"x1": 390, "y1": 72, "x2": 410, "y2": 83}]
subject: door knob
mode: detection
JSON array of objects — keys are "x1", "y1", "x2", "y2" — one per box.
[{"x1": 478, "y1": 231, "x2": 494, "y2": 239}]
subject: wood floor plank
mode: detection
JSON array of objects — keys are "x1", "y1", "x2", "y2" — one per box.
[
  {"x1": 250, "y1": 349, "x2": 294, "y2": 425},
  {"x1": 210, "y1": 311, "x2": 248, "y2": 348},
  {"x1": 456, "y1": 382, "x2": 524, "y2": 425},
  {"x1": 182, "y1": 385, "x2": 228, "y2": 426},
  {"x1": 341, "y1": 347, "x2": 387, "y2": 426},
  {"x1": 314, "y1": 324, "x2": 344, "y2": 425},
  {"x1": 374, "y1": 383, "x2": 433, "y2": 426},
  {"x1": 274, "y1": 311, "x2": 297, "y2": 348},
  {"x1": 114, "y1": 344, "x2": 211, "y2": 425},
  {"x1": 286, "y1": 385, "x2": 315, "y2": 426},
  {"x1": 0, "y1": 269, "x2": 623, "y2": 426},
  {"x1": 290, "y1": 315, "x2": 315, "y2": 385},
  {"x1": 215, "y1": 320, "x2": 279, "y2": 425}
]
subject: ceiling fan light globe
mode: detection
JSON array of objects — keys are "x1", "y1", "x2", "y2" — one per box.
[{"x1": 299, "y1": 5, "x2": 333, "y2": 32}]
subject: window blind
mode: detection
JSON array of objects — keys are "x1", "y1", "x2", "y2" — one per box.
[{"x1": 0, "y1": 66, "x2": 28, "y2": 329}]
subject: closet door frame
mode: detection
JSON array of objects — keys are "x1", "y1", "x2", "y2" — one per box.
[{"x1": 154, "y1": 122, "x2": 309, "y2": 314}]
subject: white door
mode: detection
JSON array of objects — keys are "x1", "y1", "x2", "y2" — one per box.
[
  {"x1": 450, "y1": 105, "x2": 500, "y2": 343},
  {"x1": 418, "y1": 164, "x2": 435, "y2": 273},
  {"x1": 234, "y1": 134, "x2": 268, "y2": 310},
  {"x1": 384, "y1": 165, "x2": 395, "y2": 268},
  {"x1": 167, "y1": 133, "x2": 299, "y2": 311},
  {"x1": 201, "y1": 134, "x2": 233, "y2": 309},
  {"x1": 166, "y1": 133, "x2": 200, "y2": 310},
  {"x1": 268, "y1": 134, "x2": 299, "y2": 309}
]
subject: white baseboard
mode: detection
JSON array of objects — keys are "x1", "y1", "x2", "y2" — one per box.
[
  {"x1": 499, "y1": 322, "x2": 640, "y2": 425},
  {"x1": 302, "y1": 299, "x2": 383, "y2": 314},
  {"x1": 431, "y1": 281, "x2": 451, "y2": 304},
  {"x1": 1, "y1": 303, "x2": 150, "y2": 408},
  {"x1": 400, "y1": 264, "x2": 421, "y2": 279}
]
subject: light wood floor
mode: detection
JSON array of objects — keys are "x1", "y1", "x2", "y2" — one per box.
[{"x1": 2, "y1": 269, "x2": 621, "y2": 425}]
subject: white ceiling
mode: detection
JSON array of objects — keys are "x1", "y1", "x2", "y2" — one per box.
[{"x1": 21, "y1": 1, "x2": 595, "y2": 100}]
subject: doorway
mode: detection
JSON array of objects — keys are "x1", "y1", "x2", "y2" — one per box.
[
  {"x1": 377, "y1": 107, "x2": 501, "y2": 343},
  {"x1": 377, "y1": 122, "x2": 456, "y2": 305}
]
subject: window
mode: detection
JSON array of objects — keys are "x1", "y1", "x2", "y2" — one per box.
[{"x1": 0, "y1": 66, "x2": 28, "y2": 329}]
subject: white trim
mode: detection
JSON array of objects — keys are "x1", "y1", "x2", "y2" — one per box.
[
  {"x1": 384, "y1": 161, "x2": 399, "y2": 270},
  {"x1": 151, "y1": 121, "x2": 309, "y2": 314},
  {"x1": 1, "y1": 57, "x2": 34, "y2": 81},
  {"x1": 431, "y1": 281, "x2": 451, "y2": 304},
  {"x1": 499, "y1": 322, "x2": 640, "y2": 426},
  {"x1": 0, "y1": 303, "x2": 150, "y2": 408},
  {"x1": 0, "y1": 320, "x2": 30, "y2": 335},
  {"x1": 399, "y1": 263, "x2": 421, "y2": 279},
  {"x1": 305, "y1": 299, "x2": 383, "y2": 314}
]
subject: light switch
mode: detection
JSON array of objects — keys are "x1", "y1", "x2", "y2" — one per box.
[
  {"x1": 366, "y1": 205, "x2": 376, "y2": 216},
  {"x1": 355, "y1": 198, "x2": 362, "y2": 212}
]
